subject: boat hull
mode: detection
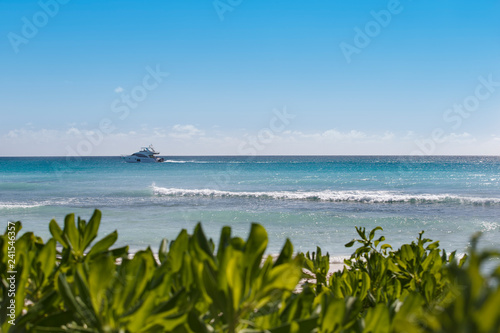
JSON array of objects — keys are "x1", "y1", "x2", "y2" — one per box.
[{"x1": 122, "y1": 156, "x2": 163, "y2": 163}]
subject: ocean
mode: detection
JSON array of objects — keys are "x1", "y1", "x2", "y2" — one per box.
[{"x1": 1, "y1": 156, "x2": 499, "y2": 259}]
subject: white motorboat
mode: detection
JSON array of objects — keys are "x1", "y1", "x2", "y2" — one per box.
[{"x1": 122, "y1": 145, "x2": 165, "y2": 163}]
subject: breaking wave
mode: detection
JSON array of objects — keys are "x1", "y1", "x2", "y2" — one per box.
[
  {"x1": 0, "y1": 199, "x2": 73, "y2": 210},
  {"x1": 0, "y1": 203, "x2": 45, "y2": 209},
  {"x1": 151, "y1": 185, "x2": 500, "y2": 205}
]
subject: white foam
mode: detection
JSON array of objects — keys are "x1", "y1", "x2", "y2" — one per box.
[
  {"x1": 0, "y1": 203, "x2": 44, "y2": 209},
  {"x1": 0, "y1": 198, "x2": 74, "y2": 210},
  {"x1": 481, "y1": 222, "x2": 500, "y2": 232},
  {"x1": 151, "y1": 185, "x2": 500, "y2": 205}
]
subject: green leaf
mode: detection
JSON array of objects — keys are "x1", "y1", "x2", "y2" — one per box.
[
  {"x1": 261, "y1": 262, "x2": 302, "y2": 295},
  {"x1": 270, "y1": 317, "x2": 318, "y2": 333},
  {"x1": 422, "y1": 273, "x2": 436, "y2": 303},
  {"x1": 217, "y1": 226, "x2": 232, "y2": 263},
  {"x1": 363, "y1": 303, "x2": 390, "y2": 333},
  {"x1": 243, "y1": 223, "x2": 268, "y2": 284},
  {"x1": 36, "y1": 238, "x2": 57, "y2": 283},
  {"x1": 56, "y1": 273, "x2": 92, "y2": 325},
  {"x1": 345, "y1": 240, "x2": 356, "y2": 248},
  {"x1": 320, "y1": 297, "x2": 345, "y2": 332},
  {"x1": 87, "y1": 230, "x2": 118, "y2": 258},
  {"x1": 426, "y1": 241, "x2": 440, "y2": 250},
  {"x1": 459, "y1": 254, "x2": 468, "y2": 267},
  {"x1": 115, "y1": 249, "x2": 157, "y2": 316},
  {"x1": 168, "y1": 229, "x2": 189, "y2": 272},
  {"x1": 274, "y1": 238, "x2": 293, "y2": 267},
  {"x1": 400, "y1": 244, "x2": 415, "y2": 262},
  {"x1": 192, "y1": 223, "x2": 215, "y2": 264},
  {"x1": 109, "y1": 246, "x2": 129, "y2": 258},
  {"x1": 380, "y1": 244, "x2": 392, "y2": 251},
  {"x1": 359, "y1": 272, "x2": 370, "y2": 300},
  {"x1": 230, "y1": 237, "x2": 245, "y2": 250},
  {"x1": 226, "y1": 253, "x2": 244, "y2": 311},
  {"x1": 49, "y1": 219, "x2": 68, "y2": 248},
  {"x1": 77, "y1": 217, "x2": 86, "y2": 236},
  {"x1": 88, "y1": 254, "x2": 115, "y2": 313},
  {"x1": 158, "y1": 238, "x2": 168, "y2": 264},
  {"x1": 64, "y1": 213, "x2": 80, "y2": 252},
  {"x1": 14, "y1": 290, "x2": 63, "y2": 328},
  {"x1": 74, "y1": 269, "x2": 100, "y2": 328},
  {"x1": 476, "y1": 289, "x2": 500, "y2": 331},
  {"x1": 356, "y1": 226, "x2": 366, "y2": 240},
  {"x1": 374, "y1": 236, "x2": 385, "y2": 247},
  {"x1": 82, "y1": 209, "x2": 101, "y2": 250},
  {"x1": 369, "y1": 227, "x2": 383, "y2": 241},
  {"x1": 4, "y1": 220, "x2": 22, "y2": 236}
]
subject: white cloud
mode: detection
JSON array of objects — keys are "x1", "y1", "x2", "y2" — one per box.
[
  {"x1": 280, "y1": 129, "x2": 390, "y2": 142},
  {"x1": 7, "y1": 130, "x2": 18, "y2": 138},
  {"x1": 381, "y1": 131, "x2": 395, "y2": 141},
  {"x1": 153, "y1": 128, "x2": 167, "y2": 138},
  {"x1": 169, "y1": 124, "x2": 205, "y2": 139},
  {"x1": 114, "y1": 86, "x2": 124, "y2": 93},
  {"x1": 66, "y1": 127, "x2": 81, "y2": 136},
  {"x1": 1, "y1": 126, "x2": 498, "y2": 156},
  {"x1": 442, "y1": 132, "x2": 476, "y2": 143}
]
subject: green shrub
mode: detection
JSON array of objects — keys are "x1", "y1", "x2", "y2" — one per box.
[{"x1": 1, "y1": 210, "x2": 500, "y2": 333}]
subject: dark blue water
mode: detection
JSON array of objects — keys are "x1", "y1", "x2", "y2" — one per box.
[{"x1": 1, "y1": 156, "x2": 499, "y2": 257}]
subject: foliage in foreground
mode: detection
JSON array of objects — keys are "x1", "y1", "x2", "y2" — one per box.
[{"x1": 0, "y1": 210, "x2": 499, "y2": 333}]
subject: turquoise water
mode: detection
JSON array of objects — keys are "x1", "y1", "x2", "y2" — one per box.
[{"x1": 1, "y1": 156, "x2": 499, "y2": 258}]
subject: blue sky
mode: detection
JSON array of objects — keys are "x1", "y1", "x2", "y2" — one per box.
[{"x1": 1, "y1": 0, "x2": 499, "y2": 155}]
